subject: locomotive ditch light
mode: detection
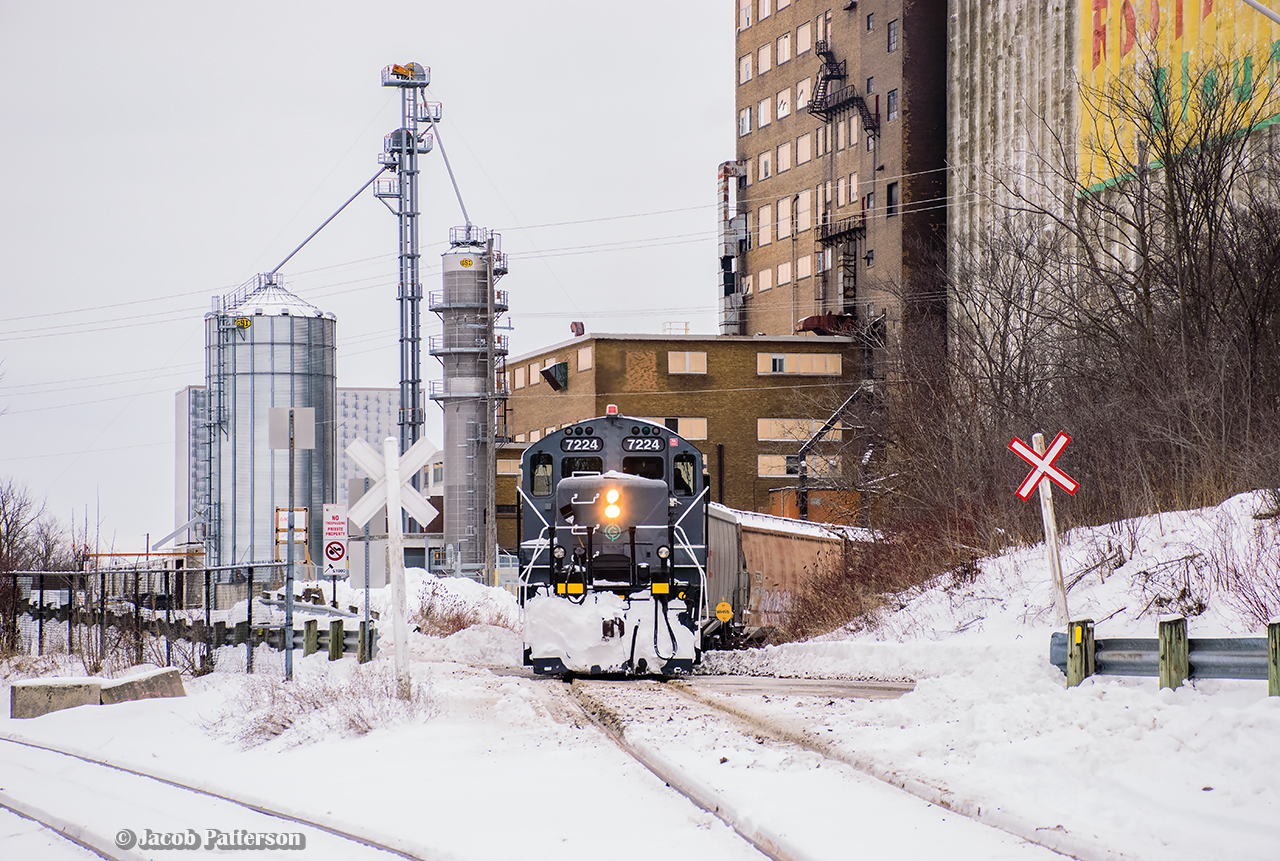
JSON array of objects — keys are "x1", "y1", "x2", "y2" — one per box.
[
  {"x1": 552, "y1": 545, "x2": 566, "y2": 560},
  {"x1": 656, "y1": 545, "x2": 671, "y2": 560}
]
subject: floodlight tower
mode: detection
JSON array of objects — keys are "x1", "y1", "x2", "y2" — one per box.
[{"x1": 376, "y1": 62, "x2": 441, "y2": 456}]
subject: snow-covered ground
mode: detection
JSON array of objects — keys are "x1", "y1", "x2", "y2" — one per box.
[{"x1": 2, "y1": 492, "x2": 1278, "y2": 859}]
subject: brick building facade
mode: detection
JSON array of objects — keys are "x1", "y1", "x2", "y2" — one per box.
[
  {"x1": 723, "y1": 0, "x2": 946, "y2": 370},
  {"x1": 501, "y1": 334, "x2": 860, "y2": 519}
]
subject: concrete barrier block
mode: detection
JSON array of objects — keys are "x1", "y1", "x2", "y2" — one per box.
[
  {"x1": 10, "y1": 679, "x2": 103, "y2": 719},
  {"x1": 100, "y1": 667, "x2": 186, "y2": 705}
]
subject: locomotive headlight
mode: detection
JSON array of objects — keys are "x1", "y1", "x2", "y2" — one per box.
[
  {"x1": 605, "y1": 488, "x2": 619, "y2": 504},
  {"x1": 604, "y1": 488, "x2": 621, "y2": 519},
  {"x1": 552, "y1": 545, "x2": 566, "y2": 560},
  {"x1": 656, "y1": 545, "x2": 671, "y2": 560},
  {"x1": 605, "y1": 503, "x2": 621, "y2": 519}
]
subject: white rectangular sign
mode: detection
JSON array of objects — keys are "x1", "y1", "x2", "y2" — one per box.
[{"x1": 322, "y1": 504, "x2": 348, "y2": 579}]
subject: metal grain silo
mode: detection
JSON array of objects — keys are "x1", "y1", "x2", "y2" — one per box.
[{"x1": 204, "y1": 274, "x2": 337, "y2": 569}]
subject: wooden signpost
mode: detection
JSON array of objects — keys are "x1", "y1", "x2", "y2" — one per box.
[{"x1": 1009, "y1": 432, "x2": 1078, "y2": 627}]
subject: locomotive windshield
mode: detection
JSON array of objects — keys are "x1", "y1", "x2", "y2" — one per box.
[
  {"x1": 673, "y1": 453, "x2": 696, "y2": 496},
  {"x1": 531, "y1": 452, "x2": 553, "y2": 496},
  {"x1": 561, "y1": 456, "x2": 603, "y2": 477},
  {"x1": 622, "y1": 456, "x2": 664, "y2": 480}
]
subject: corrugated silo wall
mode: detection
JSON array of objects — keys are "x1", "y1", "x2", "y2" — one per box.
[
  {"x1": 206, "y1": 313, "x2": 336, "y2": 568},
  {"x1": 947, "y1": 0, "x2": 1078, "y2": 338},
  {"x1": 440, "y1": 251, "x2": 491, "y2": 570}
]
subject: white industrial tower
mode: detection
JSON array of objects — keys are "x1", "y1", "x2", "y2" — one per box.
[{"x1": 430, "y1": 228, "x2": 508, "y2": 582}]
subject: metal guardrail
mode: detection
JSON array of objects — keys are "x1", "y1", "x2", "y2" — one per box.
[
  {"x1": 1051, "y1": 616, "x2": 1279, "y2": 694},
  {"x1": 1051, "y1": 632, "x2": 1271, "y2": 679}
]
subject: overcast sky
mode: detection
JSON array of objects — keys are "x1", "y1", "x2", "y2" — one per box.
[{"x1": 0, "y1": 1, "x2": 734, "y2": 553}]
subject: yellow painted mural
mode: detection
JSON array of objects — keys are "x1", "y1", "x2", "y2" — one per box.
[{"x1": 1077, "y1": 0, "x2": 1280, "y2": 189}]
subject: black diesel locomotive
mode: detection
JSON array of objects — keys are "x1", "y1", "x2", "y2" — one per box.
[{"x1": 518, "y1": 407, "x2": 708, "y2": 676}]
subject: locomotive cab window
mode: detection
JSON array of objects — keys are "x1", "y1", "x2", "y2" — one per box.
[
  {"x1": 561, "y1": 456, "x2": 603, "y2": 477},
  {"x1": 622, "y1": 456, "x2": 664, "y2": 480},
  {"x1": 530, "y1": 453, "x2": 554, "y2": 496},
  {"x1": 673, "y1": 453, "x2": 697, "y2": 496}
]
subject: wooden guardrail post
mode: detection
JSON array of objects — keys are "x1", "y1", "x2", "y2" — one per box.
[
  {"x1": 358, "y1": 621, "x2": 370, "y2": 663},
  {"x1": 1066, "y1": 618, "x2": 1095, "y2": 687},
  {"x1": 303, "y1": 619, "x2": 319, "y2": 657},
  {"x1": 329, "y1": 620, "x2": 344, "y2": 661},
  {"x1": 1159, "y1": 615, "x2": 1189, "y2": 690},
  {"x1": 1268, "y1": 619, "x2": 1279, "y2": 697}
]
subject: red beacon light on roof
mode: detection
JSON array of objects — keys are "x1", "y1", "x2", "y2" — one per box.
[{"x1": 606, "y1": 404, "x2": 618, "y2": 415}]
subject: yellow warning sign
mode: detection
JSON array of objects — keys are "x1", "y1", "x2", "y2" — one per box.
[
  {"x1": 716, "y1": 601, "x2": 732, "y2": 623},
  {"x1": 460, "y1": 258, "x2": 474, "y2": 268}
]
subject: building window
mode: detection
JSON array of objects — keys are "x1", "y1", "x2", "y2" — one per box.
[
  {"x1": 515, "y1": 433, "x2": 527, "y2": 442},
  {"x1": 739, "y1": 54, "x2": 752, "y2": 84},
  {"x1": 758, "y1": 268, "x2": 773, "y2": 291},
  {"x1": 797, "y1": 190, "x2": 811, "y2": 231},
  {"x1": 577, "y1": 345, "x2": 593, "y2": 371},
  {"x1": 849, "y1": 172, "x2": 858, "y2": 201},
  {"x1": 676, "y1": 418, "x2": 708, "y2": 440},
  {"x1": 529, "y1": 429, "x2": 541, "y2": 442},
  {"x1": 797, "y1": 21, "x2": 812, "y2": 54},
  {"x1": 743, "y1": 273, "x2": 754, "y2": 294},
  {"x1": 777, "y1": 0, "x2": 790, "y2": 9},
  {"x1": 433, "y1": 463, "x2": 445, "y2": 483},
  {"x1": 777, "y1": 197, "x2": 792, "y2": 238},
  {"x1": 796, "y1": 132, "x2": 812, "y2": 164},
  {"x1": 777, "y1": 141, "x2": 792, "y2": 173},
  {"x1": 776, "y1": 89, "x2": 790, "y2": 120},
  {"x1": 808, "y1": 455, "x2": 843, "y2": 478},
  {"x1": 758, "y1": 98, "x2": 771, "y2": 128},
  {"x1": 776, "y1": 33, "x2": 791, "y2": 64},
  {"x1": 888, "y1": 19, "x2": 899, "y2": 52},
  {"x1": 514, "y1": 366, "x2": 526, "y2": 389},
  {"x1": 850, "y1": 119, "x2": 858, "y2": 146},
  {"x1": 758, "y1": 203, "x2": 772, "y2": 244},
  {"x1": 866, "y1": 12, "x2": 874, "y2": 30},
  {"x1": 797, "y1": 254, "x2": 812, "y2": 279},
  {"x1": 837, "y1": 121, "x2": 846, "y2": 150},
  {"x1": 757, "y1": 353, "x2": 842, "y2": 375},
  {"x1": 887, "y1": 182, "x2": 899, "y2": 217},
  {"x1": 758, "y1": 44, "x2": 771, "y2": 75},
  {"x1": 758, "y1": 455, "x2": 799, "y2": 477},
  {"x1": 865, "y1": 190, "x2": 875, "y2": 213},
  {"x1": 796, "y1": 77, "x2": 811, "y2": 110},
  {"x1": 758, "y1": 150, "x2": 771, "y2": 180},
  {"x1": 758, "y1": 418, "x2": 843, "y2": 442},
  {"x1": 837, "y1": 176, "x2": 846, "y2": 207},
  {"x1": 865, "y1": 248, "x2": 875, "y2": 267},
  {"x1": 778, "y1": 261, "x2": 791, "y2": 285},
  {"x1": 668, "y1": 351, "x2": 707, "y2": 374},
  {"x1": 739, "y1": 0, "x2": 751, "y2": 30},
  {"x1": 866, "y1": 76, "x2": 874, "y2": 94},
  {"x1": 758, "y1": 0, "x2": 770, "y2": 21},
  {"x1": 497, "y1": 460, "x2": 521, "y2": 475},
  {"x1": 867, "y1": 133, "x2": 874, "y2": 152},
  {"x1": 887, "y1": 88, "x2": 898, "y2": 121},
  {"x1": 739, "y1": 107, "x2": 752, "y2": 137}
]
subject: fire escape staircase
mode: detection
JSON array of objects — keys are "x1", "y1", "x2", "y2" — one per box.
[{"x1": 808, "y1": 41, "x2": 879, "y2": 138}]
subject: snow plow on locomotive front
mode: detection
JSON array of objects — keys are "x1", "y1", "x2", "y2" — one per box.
[{"x1": 517, "y1": 409, "x2": 708, "y2": 676}]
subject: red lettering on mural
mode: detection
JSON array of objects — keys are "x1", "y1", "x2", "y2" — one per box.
[
  {"x1": 1203, "y1": 0, "x2": 1212, "y2": 20},
  {"x1": 1176, "y1": 0, "x2": 1183, "y2": 38},
  {"x1": 1094, "y1": 0, "x2": 1109, "y2": 69},
  {"x1": 1149, "y1": 0, "x2": 1160, "y2": 41},
  {"x1": 1122, "y1": 1, "x2": 1137, "y2": 56}
]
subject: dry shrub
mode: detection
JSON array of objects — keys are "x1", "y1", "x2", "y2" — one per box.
[
  {"x1": 1206, "y1": 516, "x2": 1280, "y2": 628},
  {"x1": 781, "y1": 513, "x2": 980, "y2": 641},
  {"x1": 410, "y1": 578, "x2": 517, "y2": 637},
  {"x1": 212, "y1": 664, "x2": 434, "y2": 748}
]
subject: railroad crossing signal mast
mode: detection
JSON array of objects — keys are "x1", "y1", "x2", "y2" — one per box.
[{"x1": 376, "y1": 62, "x2": 441, "y2": 456}]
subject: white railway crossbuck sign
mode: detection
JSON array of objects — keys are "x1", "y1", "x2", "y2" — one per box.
[{"x1": 1009, "y1": 432, "x2": 1079, "y2": 500}]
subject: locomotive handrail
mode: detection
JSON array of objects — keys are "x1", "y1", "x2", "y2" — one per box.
[{"x1": 517, "y1": 487, "x2": 553, "y2": 589}]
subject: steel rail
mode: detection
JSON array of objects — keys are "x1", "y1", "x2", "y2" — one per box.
[{"x1": 0, "y1": 734, "x2": 439, "y2": 861}]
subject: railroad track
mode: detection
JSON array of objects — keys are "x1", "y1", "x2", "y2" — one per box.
[
  {"x1": 563, "y1": 678, "x2": 1077, "y2": 861},
  {"x1": 0, "y1": 735, "x2": 436, "y2": 861}
]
